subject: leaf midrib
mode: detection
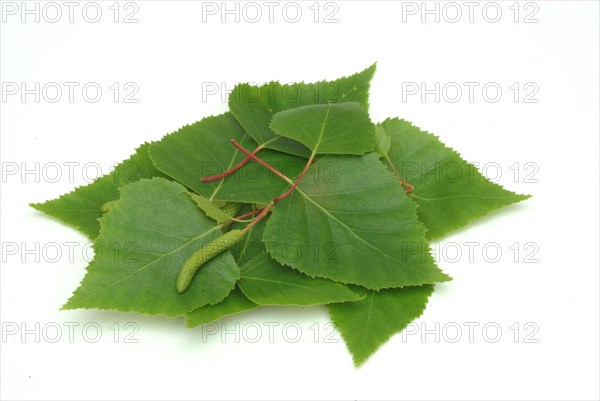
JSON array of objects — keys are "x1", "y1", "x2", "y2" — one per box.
[
  {"x1": 312, "y1": 104, "x2": 332, "y2": 153},
  {"x1": 67, "y1": 225, "x2": 222, "y2": 306},
  {"x1": 357, "y1": 292, "x2": 376, "y2": 361},
  {"x1": 241, "y1": 275, "x2": 351, "y2": 296},
  {"x1": 294, "y1": 186, "x2": 411, "y2": 269}
]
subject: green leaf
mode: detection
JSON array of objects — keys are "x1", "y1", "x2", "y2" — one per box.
[
  {"x1": 186, "y1": 208, "x2": 263, "y2": 327},
  {"x1": 189, "y1": 193, "x2": 236, "y2": 224},
  {"x1": 263, "y1": 153, "x2": 451, "y2": 290},
  {"x1": 30, "y1": 143, "x2": 168, "y2": 239},
  {"x1": 380, "y1": 118, "x2": 531, "y2": 240},
  {"x1": 374, "y1": 125, "x2": 391, "y2": 157},
  {"x1": 62, "y1": 178, "x2": 240, "y2": 317},
  {"x1": 238, "y1": 252, "x2": 364, "y2": 306},
  {"x1": 327, "y1": 285, "x2": 434, "y2": 366},
  {"x1": 29, "y1": 64, "x2": 533, "y2": 367},
  {"x1": 229, "y1": 64, "x2": 376, "y2": 156},
  {"x1": 186, "y1": 286, "x2": 258, "y2": 327},
  {"x1": 149, "y1": 113, "x2": 305, "y2": 204},
  {"x1": 229, "y1": 205, "x2": 268, "y2": 266},
  {"x1": 270, "y1": 102, "x2": 374, "y2": 155}
]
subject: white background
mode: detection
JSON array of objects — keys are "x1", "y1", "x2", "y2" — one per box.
[{"x1": 1, "y1": 1, "x2": 599, "y2": 400}]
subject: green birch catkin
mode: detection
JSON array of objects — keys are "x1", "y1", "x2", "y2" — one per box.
[{"x1": 176, "y1": 229, "x2": 245, "y2": 293}]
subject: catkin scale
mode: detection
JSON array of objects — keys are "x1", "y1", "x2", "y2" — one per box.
[
  {"x1": 176, "y1": 229, "x2": 245, "y2": 293},
  {"x1": 100, "y1": 200, "x2": 119, "y2": 213},
  {"x1": 221, "y1": 202, "x2": 241, "y2": 217}
]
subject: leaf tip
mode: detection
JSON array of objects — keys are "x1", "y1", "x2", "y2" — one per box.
[{"x1": 59, "y1": 298, "x2": 77, "y2": 311}]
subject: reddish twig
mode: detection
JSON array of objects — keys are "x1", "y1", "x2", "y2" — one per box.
[
  {"x1": 402, "y1": 182, "x2": 414, "y2": 194},
  {"x1": 235, "y1": 208, "x2": 264, "y2": 220},
  {"x1": 200, "y1": 145, "x2": 264, "y2": 183},
  {"x1": 385, "y1": 155, "x2": 414, "y2": 194},
  {"x1": 273, "y1": 155, "x2": 314, "y2": 202},
  {"x1": 214, "y1": 138, "x2": 296, "y2": 231},
  {"x1": 221, "y1": 208, "x2": 265, "y2": 226},
  {"x1": 230, "y1": 140, "x2": 291, "y2": 183},
  {"x1": 227, "y1": 140, "x2": 317, "y2": 231},
  {"x1": 242, "y1": 204, "x2": 273, "y2": 232}
]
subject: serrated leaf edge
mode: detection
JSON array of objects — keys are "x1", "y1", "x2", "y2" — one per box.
[
  {"x1": 327, "y1": 284, "x2": 434, "y2": 367},
  {"x1": 379, "y1": 117, "x2": 531, "y2": 241},
  {"x1": 60, "y1": 177, "x2": 238, "y2": 318},
  {"x1": 29, "y1": 141, "x2": 156, "y2": 241}
]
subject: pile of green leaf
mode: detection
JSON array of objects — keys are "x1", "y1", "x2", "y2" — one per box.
[{"x1": 32, "y1": 65, "x2": 529, "y2": 366}]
